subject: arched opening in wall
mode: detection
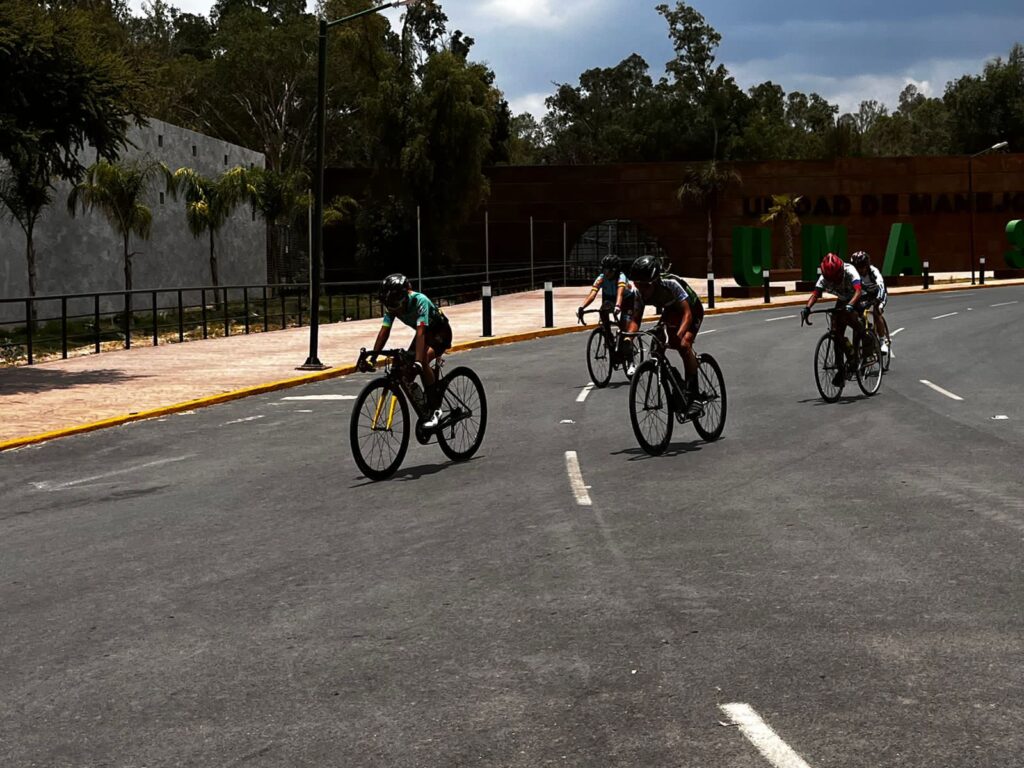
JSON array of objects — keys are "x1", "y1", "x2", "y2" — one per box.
[{"x1": 571, "y1": 220, "x2": 668, "y2": 277}]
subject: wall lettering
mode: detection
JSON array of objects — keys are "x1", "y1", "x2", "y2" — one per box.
[
  {"x1": 800, "y1": 225, "x2": 847, "y2": 282},
  {"x1": 1005, "y1": 220, "x2": 1024, "y2": 269},
  {"x1": 732, "y1": 226, "x2": 770, "y2": 287},
  {"x1": 882, "y1": 223, "x2": 921, "y2": 276}
]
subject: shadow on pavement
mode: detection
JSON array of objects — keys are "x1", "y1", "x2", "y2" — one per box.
[
  {"x1": 611, "y1": 439, "x2": 707, "y2": 460},
  {"x1": 0, "y1": 367, "x2": 150, "y2": 395}
]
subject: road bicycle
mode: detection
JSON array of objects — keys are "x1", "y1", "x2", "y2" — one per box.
[
  {"x1": 350, "y1": 348, "x2": 487, "y2": 481},
  {"x1": 801, "y1": 307, "x2": 882, "y2": 402},
  {"x1": 577, "y1": 308, "x2": 648, "y2": 387},
  {"x1": 624, "y1": 323, "x2": 726, "y2": 455},
  {"x1": 862, "y1": 304, "x2": 891, "y2": 372}
]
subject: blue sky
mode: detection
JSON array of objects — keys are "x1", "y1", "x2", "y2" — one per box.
[{"x1": 133, "y1": 0, "x2": 1024, "y2": 117}]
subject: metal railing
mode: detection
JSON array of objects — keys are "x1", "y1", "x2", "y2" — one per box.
[{"x1": 1, "y1": 261, "x2": 598, "y2": 365}]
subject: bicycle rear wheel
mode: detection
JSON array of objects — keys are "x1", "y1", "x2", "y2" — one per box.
[
  {"x1": 436, "y1": 366, "x2": 487, "y2": 462},
  {"x1": 628, "y1": 359, "x2": 674, "y2": 455},
  {"x1": 692, "y1": 353, "x2": 727, "y2": 441},
  {"x1": 586, "y1": 328, "x2": 613, "y2": 388},
  {"x1": 350, "y1": 379, "x2": 410, "y2": 481},
  {"x1": 814, "y1": 333, "x2": 843, "y2": 403},
  {"x1": 857, "y1": 332, "x2": 883, "y2": 396}
]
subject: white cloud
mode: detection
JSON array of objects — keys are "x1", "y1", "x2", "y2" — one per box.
[
  {"x1": 470, "y1": 0, "x2": 610, "y2": 30},
  {"x1": 508, "y1": 92, "x2": 549, "y2": 119}
]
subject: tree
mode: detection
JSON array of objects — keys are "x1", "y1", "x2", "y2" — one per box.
[
  {"x1": 0, "y1": 1, "x2": 145, "y2": 184},
  {"x1": 0, "y1": 152, "x2": 52, "y2": 314},
  {"x1": 945, "y1": 44, "x2": 1024, "y2": 154},
  {"x1": 67, "y1": 160, "x2": 173, "y2": 325},
  {"x1": 172, "y1": 166, "x2": 250, "y2": 290},
  {"x1": 246, "y1": 165, "x2": 309, "y2": 283},
  {"x1": 676, "y1": 161, "x2": 742, "y2": 276},
  {"x1": 760, "y1": 194, "x2": 803, "y2": 269}
]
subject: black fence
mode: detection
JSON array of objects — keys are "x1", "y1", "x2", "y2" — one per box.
[{"x1": 1, "y1": 261, "x2": 598, "y2": 365}]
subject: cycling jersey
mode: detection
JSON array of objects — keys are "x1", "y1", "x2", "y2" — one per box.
[
  {"x1": 592, "y1": 272, "x2": 636, "y2": 303},
  {"x1": 382, "y1": 291, "x2": 444, "y2": 330},
  {"x1": 861, "y1": 266, "x2": 887, "y2": 300},
  {"x1": 644, "y1": 275, "x2": 701, "y2": 313},
  {"x1": 814, "y1": 264, "x2": 862, "y2": 303}
]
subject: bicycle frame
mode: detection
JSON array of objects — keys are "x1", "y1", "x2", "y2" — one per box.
[{"x1": 622, "y1": 324, "x2": 687, "y2": 410}]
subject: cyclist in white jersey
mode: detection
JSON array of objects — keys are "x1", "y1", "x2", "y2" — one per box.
[
  {"x1": 800, "y1": 253, "x2": 864, "y2": 387},
  {"x1": 851, "y1": 250, "x2": 891, "y2": 354}
]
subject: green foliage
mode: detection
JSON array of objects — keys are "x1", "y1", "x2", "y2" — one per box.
[
  {"x1": 0, "y1": 0, "x2": 145, "y2": 183},
  {"x1": 171, "y1": 166, "x2": 250, "y2": 286},
  {"x1": 676, "y1": 160, "x2": 742, "y2": 272},
  {"x1": 760, "y1": 194, "x2": 803, "y2": 269}
]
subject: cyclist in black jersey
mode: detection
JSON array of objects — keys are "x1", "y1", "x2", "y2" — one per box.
[{"x1": 630, "y1": 255, "x2": 705, "y2": 417}]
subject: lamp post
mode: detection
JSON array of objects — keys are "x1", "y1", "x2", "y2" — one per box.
[
  {"x1": 299, "y1": 0, "x2": 423, "y2": 370},
  {"x1": 968, "y1": 140, "x2": 1009, "y2": 286}
]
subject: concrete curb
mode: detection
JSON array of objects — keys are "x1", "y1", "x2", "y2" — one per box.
[{"x1": 3, "y1": 279, "x2": 1020, "y2": 450}]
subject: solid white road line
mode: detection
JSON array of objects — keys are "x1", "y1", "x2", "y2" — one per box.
[
  {"x1": 991, "y1": 301, "x2": 1019, "y2": 308},
  {"x1": 719, "y1": 703, "x2": 814, "y2": 768},
  {"x1": 32, "y1": 454, "x2": 196, "y2": 491},
  {"x1": 890, "y1": 328, "x2": 905, "y2": 337},
  {"x1": 576, "y1": 383, "x2": 595, "y2": 403},
  {"x1": 931, "y1": 312, "x2": 958, "y2": 320},
  {"x1": 920, "y1": 380, "x2": 964, "y2": 401},
  {"x1": 765, "y1": 315, "x2": 797, "y2": 322},
  {"x1": 281, "y1": 394, "x2": 357, "y2": 400},
  {"x1": 564, "y1": 451, "x2": 592, "y2": 506}
]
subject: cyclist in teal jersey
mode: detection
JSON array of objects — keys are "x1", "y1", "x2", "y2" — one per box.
[
  {"x1": 630, "y1": 254, "x2": 705, "y2": 417},
  {"x1": 577, "y1": 254, "x2": 642, "y2": 374},
  {"x1": 359, "y1": 273, "x2": 452, "y2": 428}
]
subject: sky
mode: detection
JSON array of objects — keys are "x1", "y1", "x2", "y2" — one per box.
[{"x1": 129, "y1": 0, "x2": 1024, "y2": 118}]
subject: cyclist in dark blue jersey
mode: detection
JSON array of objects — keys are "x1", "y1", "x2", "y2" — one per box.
[
  {"x1": 359, "y1": 273, "x2": 452, "y2": 428},
  {"x1": 630, "y1": 254, "x2": 705, "y2": 417}
]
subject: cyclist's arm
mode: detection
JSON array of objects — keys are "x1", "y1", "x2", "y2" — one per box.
[
  {"x1": 848, "y1": 284, "x2": 863, "y2": 309},
  {"x1": 580, "y1": 288, "x2": 599, "y2": 310},
  {"x1": 806, "y1": 290, "x2": 820, "y2": 310},
  {"x1": 615, "y1": 283, "x2": 625, "y2": 312},
  {"x1": 414, "y1": 323, "x2": 428, "y2": 368},
  {"x1": 370, "y1": 324, "x2": 390, "y2": 356},
  {"x1": 674, "y1": 300, "x2": 692, "y2": 341}
]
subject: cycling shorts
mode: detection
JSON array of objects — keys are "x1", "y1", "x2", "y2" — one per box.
[
  {"x1": 602, "y1": 295, "x2": 642, "y2": 326},
  {"x1": 661, "y1": 299, "x2": 704, "y2": 350},
  {"x1": 406, "y1": 315, "x2": 452, "y2": 357}
]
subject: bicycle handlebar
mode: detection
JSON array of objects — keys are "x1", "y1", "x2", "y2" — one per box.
[
  {"x1": 577, "y1": 308, "x2": 611, "y2": 326},
  {"x1": 356, "y1": 347, "x2": 414, "y2": 370}
]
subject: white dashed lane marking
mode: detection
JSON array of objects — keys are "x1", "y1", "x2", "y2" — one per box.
[
  {"x1": 764, "y1": 315, "x2": 797, "y2": 323},
  {"x1": 719, "y1": 703, "x2": 816, "y2": 768},
  {"x1": 281, "y1": 395, "x2": 357, "y2": 401},
  {"x1": 576, "y1": 383, "x2": 595, "y2": 403},
  {"x1": 564, "y1": 451, "x2": 592, "y2": 506},
  {"x1": 920, "y1": 380, "x2": 964, "y2": 402},
  {"x1": 932, "y1": 312, "x2": 958, "y2": 320},
  {"x1": 221, "y1": 416, "x2": 265, "y2": 426},
  {"x1": 991, "y1": 301, "x2": 1019, "y2": 308},
  {"x1": 890, "y1": 328, "x2": 905, "y2": 336}
]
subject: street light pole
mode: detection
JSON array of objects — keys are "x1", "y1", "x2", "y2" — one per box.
[
  {"x1": 967, "y1": 140, "x2": 1009, "y2": 286},
  {"x1": 299, "y1": 0, "x2": 422, "y2": 370}
]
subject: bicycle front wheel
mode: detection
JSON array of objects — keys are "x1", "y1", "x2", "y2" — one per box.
[
  {"x1": 814, "y1": 333, "x2": 843, "y2": 403},
  {"x1": 625, "y1": 332, "x2": 648, "y2": 379},
  {"x1": 586, "y1": 328, "x2": 613, "y2": 388},
  {"x1": 350, "y1": 379, "x2": 410, "y2": 481},
  {"x1": 628, "y1": 359, "x2": 674, "y2": 455},
  {"x1": 857, "y1": 332, "x2": 883, "y2": 396},
  {"x1": 692, "y1": 353, "x2": 727, "y2": 441},
  {"x1": 436, "y1": 366, "x2": 488, "y2": 462}
]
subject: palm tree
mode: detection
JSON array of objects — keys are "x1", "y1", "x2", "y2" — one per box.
[
  {"x1": 760, "y1": 194, "x2": 803, "y2": 269},
  {"x1": 67, "y1": 160, "x2": 173, "y2": 325},
  {"x1": 0, "y1": 151, "x2": 52, "y2": 322},
  {"x1": 172, "y1": 166, "x2": 249, "y2": 290},
  {"x1": 676, "y1": 160, "x2": 742, "y2": 277},
  {"x1": 245, "y1": 166, "x2": 309, "y2": 285}
]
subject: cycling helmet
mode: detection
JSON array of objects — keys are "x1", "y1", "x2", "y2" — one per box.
[
  {"x1": 380, "y1": 273, "x2": 410, "y2": 313},
  {"x1": 821, "y1": 253, "x2": 844, "y2": 283},
  {"x1": 850, "y1": 250, "x2": 870, "y2": 269},
  {"x1": 630, "y1": 254, "x2": 661, "y2": 282},
  {"x1": 600, "y1": 254, "x2": 621, "y2": 273}
]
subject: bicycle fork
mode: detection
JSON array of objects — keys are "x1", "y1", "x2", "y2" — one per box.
[{"x1": 371, "y1": 391, "x2": 399, "y2": 431}]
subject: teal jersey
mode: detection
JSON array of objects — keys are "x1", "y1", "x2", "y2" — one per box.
[
  {"x1": 382, "y1": 291, "x2": 443, "y2": 330},
  {"x1": 592, "y1": 272, "x2": 635, "y2": 302}
]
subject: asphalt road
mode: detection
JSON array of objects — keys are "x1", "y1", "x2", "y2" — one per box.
[{"x1": 3, "y1": 286, "x2": 1023, "y2": 768}]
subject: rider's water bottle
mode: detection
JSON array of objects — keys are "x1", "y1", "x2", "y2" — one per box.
[{"x1": 409, "y1": 382, "x2": 426, "y2": 412}]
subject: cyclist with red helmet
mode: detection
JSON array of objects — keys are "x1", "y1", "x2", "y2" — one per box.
[
  {"x1": 630, "y1": 254, "x2": 705, "y2": 417},
  {"x1": 359, "y1": 273, "x2": 452, "y2": 429},
  {"x1": 800, "y1": 253, "x2": 864, "y2": 387},
  {"x1": 850, "y1": 250, "x2": 891, "y2": 355}
]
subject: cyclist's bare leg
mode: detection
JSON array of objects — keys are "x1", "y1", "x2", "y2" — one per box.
[
  {"x1": 679, "y1": 330, "x2": 698, "y2": 386},
  {"x1": 874, "y1": 307, "x2": 890, "y2": 341},
  {"x1": 830, "y1": 313, "x2": 847, "y2": 370}
]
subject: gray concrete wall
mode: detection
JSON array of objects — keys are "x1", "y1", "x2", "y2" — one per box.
[{"x1": 0, "y1": 117, "x2": 265, "y2": 324}]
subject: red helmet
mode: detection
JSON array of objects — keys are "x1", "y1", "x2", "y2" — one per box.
[{"x1": 821, "y1": 253, "x2": 844, "y2": 282}]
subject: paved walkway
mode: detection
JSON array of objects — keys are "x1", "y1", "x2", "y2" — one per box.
[{"x1": 2, "y1": 274, "x2": 1019, "y2": 447}]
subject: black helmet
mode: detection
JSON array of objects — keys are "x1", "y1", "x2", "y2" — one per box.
[
  {"x1": 380, "y1": 273, "x2": 410, "y2": 313},
  {"x1": 851, "y1": 250, "x2": 870, "y2": 269},
  {"x1": 600, "y1": 254, "x2": 620, "y2": 273},
  {"x1": 630, "y1": 254, "x2": 661, "y2": 282}
]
